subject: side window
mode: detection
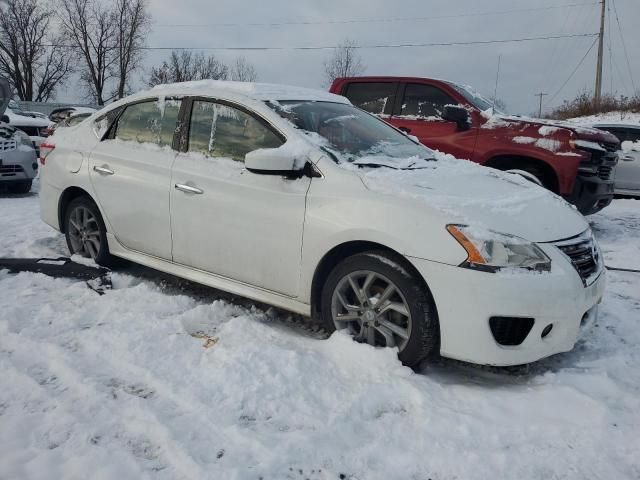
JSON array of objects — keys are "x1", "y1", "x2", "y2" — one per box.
[
  {"x1": 602, "y1": 128, "x2": 627, "y2": 143},
  {"x1": 400, "y1": 83, "x2": 458, "y2": 118},
  {"x1": 114, "y1": 99, "x2": 182, "y2": 147},
  {"x1": 343, "y1": 82, "x2": 396, "y2": 115},
  {"x1": 93, "y1": 108, "x2": 121, "y2": 139},
  {"x1": 624, "y1": 129, "x2": 640, "y2": 143},
  {"x1": 188, "y1": 101, "x2": 283, "y2": 162}
]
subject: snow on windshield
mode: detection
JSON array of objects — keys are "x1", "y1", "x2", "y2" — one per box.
[{"x1": 268, "y1": 100, "x2": 435, "y2": 167}]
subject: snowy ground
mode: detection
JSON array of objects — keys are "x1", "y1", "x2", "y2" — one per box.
[{"x1": 1, "y1": 183, "x2": 639, "y2": 480}]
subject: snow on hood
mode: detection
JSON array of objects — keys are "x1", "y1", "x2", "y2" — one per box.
[
  {"x1": 481, "y1": 111, "x2": 619, "y2": 143},
  {"x1": 351, "y1": 151, "x2": 588, "y2": 243},
  {"x1": 4, "y1": 108, "x2": 51, "y2": 127}
]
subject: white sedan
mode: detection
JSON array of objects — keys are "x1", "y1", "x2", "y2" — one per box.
[{"x1": 38, "y1": 81, "x2": 605, "y2": 367}]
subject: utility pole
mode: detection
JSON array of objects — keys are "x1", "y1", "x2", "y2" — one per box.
[
  {"x1": 594, "y1": 0, "x2": 606, "y2": 107},
  {"x1": 534, "y1": 92, "x2": 548, "y2": 117}
]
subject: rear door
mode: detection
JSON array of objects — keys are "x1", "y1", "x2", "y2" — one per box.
[
  {"x1": 88, "y1": 98, "x2": 182, "y2": 259},
  {"x1": 390, "y1": 82, "x2": 477, "y2": 160}
]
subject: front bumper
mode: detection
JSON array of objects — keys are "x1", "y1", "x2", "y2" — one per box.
[
  {"x1": 408, "y1": 243, "x2": 605, "y2": 366},
  {"x1": 0, "y1": 146, "x2": 38, "y2": 184},
  {"x1": 564, "y1": 174, "x2": 615, "y2": 215}
]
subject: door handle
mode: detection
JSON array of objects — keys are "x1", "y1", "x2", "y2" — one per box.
[
  {"x1": 93, "y1": 165, "x2": 114, "y2": 175},
  {"x1": 399, "y1": 127, "x2": 412, "y2": 134},
  {"x1": 175, "y1": 183, "x2": 204, "y2": 194}
]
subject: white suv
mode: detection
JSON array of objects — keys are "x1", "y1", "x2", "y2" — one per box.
[{"x1": 38, "y1": 81, "x2": 605, "y2": 367}]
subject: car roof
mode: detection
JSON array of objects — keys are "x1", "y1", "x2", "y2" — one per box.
[{"x1": 144, "y1": 80, "x2": 349, "y2": 104}]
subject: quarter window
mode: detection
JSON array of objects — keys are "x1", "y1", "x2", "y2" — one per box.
[
  {"x1": 343, "y1": 82, "x2": 396, "y2": 115},
  {"x1": 188, "y1": 101, "x2": 282, "y2": 162},
  {"x1": 400, "y1": 84, "x2": 458, "y2": 118},
  {"x1": 114, "y1": 99, "x2": 182, "y2": 147}
]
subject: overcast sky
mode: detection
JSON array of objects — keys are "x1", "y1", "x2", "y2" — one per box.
[{"x1": 60, "y1": 0, "x2": 639, "y2": 115}]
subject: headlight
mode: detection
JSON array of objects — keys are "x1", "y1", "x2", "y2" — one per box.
[
  {"x1": 15, "y1": 130, "x2": 34, "y2": 148},
  {"x1": 447, "y1": 224, "x2": 551, "y2": 272}
]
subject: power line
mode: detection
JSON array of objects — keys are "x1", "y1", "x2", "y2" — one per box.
[
  {"x1": 611, "y1": 0, "x2": 636, "y2": 92},
  {"x1": 154, "y1": 2, "x2": 599, "y2": 28},
  {"x1": 547, "y1": 37, "x2": 599, "y2": 105},
  {"x1": 44, "y1": 32, "x2": 598, "y2": 52}
]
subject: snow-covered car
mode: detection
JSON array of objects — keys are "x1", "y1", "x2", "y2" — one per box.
[
  {"x1": 48, "y1": 112, "x2": 94, "y2": 136},
  {"x1": 38, "y1": 81, "x2": 606, "y2": 367},
  {"x1": 0, "y1": 79, "x2": 38, "y2": 193},
  {"x1": 49, "y1": 106, "x2": 97, "y2": 124},
  {"x1": 3, "y1": 100, "x2": 52, "y2": 155},
  {"x1": 591, "y1": 123, "x2": 640, "y2": 197}
]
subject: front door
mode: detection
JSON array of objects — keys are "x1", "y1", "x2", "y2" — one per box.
[
  {"x1": 88, "y1": 98, "x2": 182, "y2": 259},
  {"x1": 390, "y1": 82, "x2": 477, "y2": 161},
  {"x1": 170, "y1": 99, "x2": 310, "y2": 297}
]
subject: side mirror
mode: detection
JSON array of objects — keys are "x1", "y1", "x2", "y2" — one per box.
[
  {"x1": 1, "y1": 114, "x2": 9, "y2": 124},
  {"x1": 441, "y1": 105, "x2": 471, "y2": 131},
  {"x1": 245, "y1": 147, "x2": 304, "y2": 177}
]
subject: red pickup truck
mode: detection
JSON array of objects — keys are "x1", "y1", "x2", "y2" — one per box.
[{"x1": 330, "y1": 77, "x2": 619, "y2": 215}]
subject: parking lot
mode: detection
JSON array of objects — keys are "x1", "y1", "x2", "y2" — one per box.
[{"x1": 1, "y1": 184, "x2": 639, "y2": 479}]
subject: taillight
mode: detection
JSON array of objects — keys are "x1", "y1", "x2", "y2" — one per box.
[{"x1": 39, "y1": 142, "x2": 55, "y2": 165}]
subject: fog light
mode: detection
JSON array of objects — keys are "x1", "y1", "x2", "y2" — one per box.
[
  {"x1": 541, "y1": 324, "x2": 553, "y2": 338},
  {"x1": 32, "y1": 162, "x2": 38, "y2": 170}
]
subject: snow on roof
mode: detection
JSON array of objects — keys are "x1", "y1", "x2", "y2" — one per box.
[{"x1": 147, "y1": 80, "x2": 350, "y2": 104}]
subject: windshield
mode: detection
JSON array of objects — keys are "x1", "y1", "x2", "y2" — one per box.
[
  {"x1": 268, "y1": 101, "x2": 435, "y2": 164},
  {"x1": 446, "y1": 82, "x2": 504, "y2": 114}
]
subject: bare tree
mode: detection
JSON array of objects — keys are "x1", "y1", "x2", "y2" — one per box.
[
  {"x1": 0, "y1": 0, "x2": 74, "y2": 101},
  {"x1": 113, "y1": 0, "x2": 150, "y2": 99},
  {"x1": 323, "y1": 39, "x2": 365, "y2": 87},
  {"x1": 148, "y1": 50, "x2": 229, "y2": 87},
  {"x1": 58, "y1": 0, "x2": 118, "y2": 105},
  {"x1": 230, "y1": 56, "x2": 258, "y2": 82}
]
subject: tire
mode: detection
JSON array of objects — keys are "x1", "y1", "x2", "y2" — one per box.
[
  {"x1": 64, "y1": 196, "x2": 117, "y2": 267},
  {"x1": 320, "y1": 250, "x2": 439, "y2": 367},
  {"x1": 7, "y1": 180, "x2": 32, "y2": 194}
]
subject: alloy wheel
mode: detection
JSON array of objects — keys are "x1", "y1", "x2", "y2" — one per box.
[
  {"x1": 330, "y1": 270, "x2": 412, "y2": 351},
  {"x1": 68, "y1": 206, "x2": 101, "y2": 259}
]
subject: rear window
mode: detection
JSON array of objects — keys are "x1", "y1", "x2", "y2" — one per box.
[{"x1": 343, "y1": 82, "x2": 396, "y2": 115}]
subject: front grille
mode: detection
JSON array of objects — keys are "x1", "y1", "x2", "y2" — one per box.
[
  {"x1": 489, "y1": 317, "x2": 535, "y2": 346},
  {"x1": 598, "y1": 165, "x2": 613, "y2": 180},
  {"x1": 554, "y1": 232, "x2": 601, "y2": 285},
  {"x1": 0, "y1": 140, "x2": 17, "y2": 151},
  {"x1": 0, "y1": 164, "x2": 25, "y2": 177},
  {"x1": 15, "y1": 126, "x2": 44, "y2": 137}
]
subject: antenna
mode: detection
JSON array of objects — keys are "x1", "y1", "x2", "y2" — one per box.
[{"x1": 492, "y1": 55, "x2": 502, "y2": 114}]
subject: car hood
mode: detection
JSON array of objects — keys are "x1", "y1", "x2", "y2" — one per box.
[
  {"x1": 0, "y1": 78, "x2": 9, "y2": 117},
  {"x1": 486, "y1": 113, "x2": 620, "y2": 144},
  {"x1": 354, "y1": 154, "x2": 588, "y2": 243}
]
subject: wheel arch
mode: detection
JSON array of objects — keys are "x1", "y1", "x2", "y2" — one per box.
[
  {"x1": 484, "y1": 155, "x2": 560, "y2": 193},
  {"x1": 58, "y1": 186, "x2": 94, "y2": 233},
  {"x1": 309, "y1": 240, "x2": 432, "y2": 319}
]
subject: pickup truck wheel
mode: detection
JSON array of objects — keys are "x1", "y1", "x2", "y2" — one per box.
[
  {"x1": 506, "y1": 169, "x2": 544, "y2": 187},
  {"x1": 7, "y1": 180, "x2": 32, "y2": 194},
  {"x1": 64, "y1": 197, "x2": 117, "y2": 267},
  {"x1": 320, "y1": 251, "x2": 439, "y2": 367}
]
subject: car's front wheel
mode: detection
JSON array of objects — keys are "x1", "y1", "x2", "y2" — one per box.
[
  {"x1": 64, "y1": 197, "x2": 116, "y2": 267},
  {"x1": 320, "y1": 251, "x2": 439, "y2": 367}
]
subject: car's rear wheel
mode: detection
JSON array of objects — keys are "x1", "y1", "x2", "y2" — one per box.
[
  {"x1": 7, "y1": 180, "x2": 32, "y2": 194},
  {"x1": 320, "y1": 251, "x2": 439, "y2": 367},
  {"x1": 64, "y1": 197, "x2": 116, "y2": 267}
]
